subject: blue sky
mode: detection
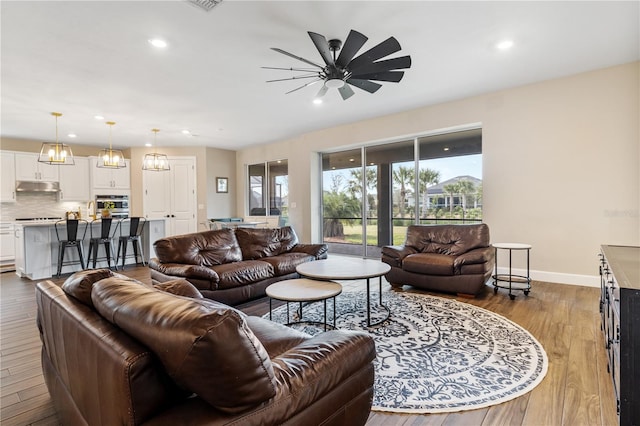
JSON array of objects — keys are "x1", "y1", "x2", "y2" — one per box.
[{"x1": 323, "y1": 154, "x2": 482, "y2": 191}]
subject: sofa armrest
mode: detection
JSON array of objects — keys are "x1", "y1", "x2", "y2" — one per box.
[
  {"x1": 148, "y1": 258, "x2": 220, "y2": 282},
  {"x1": 290, "y1": 243, "x2": 329, "y2": 259},
  {"x1": 453, "y1": 246, "x2": 495, "y2": 268},
  {"x1": 272, "y1": 330, "x2": 375, "y2": 408},
  {"x1": 381, "y1": 245, "x2": 418, "y2": 268}
]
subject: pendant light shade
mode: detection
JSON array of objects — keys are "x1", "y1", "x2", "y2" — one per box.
[
  {"x1": 96, "y1": 121, "x2": 126, "y2": 168},
  {"x1": 38, "y1": 112, "x2": 75, "y2": 165},
  {"x1": 142, "y1": 128, "x2": 170, "y2": 171}
]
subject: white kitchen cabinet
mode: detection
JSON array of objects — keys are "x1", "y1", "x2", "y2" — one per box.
[
  {"x1": 90, "y1": 157, "x2": 130, "y2": 189},
  {"x1": 0, "y1": 223, "x2": 15, "y2": 269},
  {"x1": 59, "y1": 157, "x2": 90, "y2": 201},
  {"x1": 0, "y1": 151, "x2": 16, "y2": 202},
  {"x1": 14, "y1": 152, "x2": 59, "y2": 181}
]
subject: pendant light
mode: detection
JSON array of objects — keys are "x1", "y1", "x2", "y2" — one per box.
[
  {"x1": 38, "y1": 112, "x2": 75, "y2": 165},
  {"x1": 96, "y1": 121, "x2": 126, "y2": 168},
  {"x1": 142, "y1": 128, "x2": 170, "y2": 171}
]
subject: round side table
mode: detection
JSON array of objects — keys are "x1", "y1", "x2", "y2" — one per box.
[
  {"x1": 266, "y1": 278, "x2": 342, "y2": 331},
  {"x1": 492, "y1": 243, "x2": 532, "y2": 300}
]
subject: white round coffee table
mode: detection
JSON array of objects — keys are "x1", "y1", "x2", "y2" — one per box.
[
  {"x1": 266, "y1": 278, "x2": 342, "y2": 330},
  {"x1": 296, "y1": 257, "x2": 391, "y2": 327},
  {"x1": 491, "y1": 243, "x2": 532, "y2": 300}
]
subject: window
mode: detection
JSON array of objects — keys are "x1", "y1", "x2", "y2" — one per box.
[{"x1": 247, "y1": 160, "x2": 288, "y2": 224}]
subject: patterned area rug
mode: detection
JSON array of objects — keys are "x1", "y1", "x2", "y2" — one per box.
[{"x1": 265, "y1": 286, "x2": 548, "y2": 413}]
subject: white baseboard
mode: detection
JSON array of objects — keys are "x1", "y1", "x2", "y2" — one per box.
[{"x1": 495, "y1": 267, "x2": 599, "y2": 288}]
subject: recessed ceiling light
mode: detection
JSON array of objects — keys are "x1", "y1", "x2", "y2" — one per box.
[
  {"x1": 349, "y1": 158, "x2": 355, "y2": 162},
  {"x1": 313, "y1": 98, "x2": 323, "y2": 105},
  {"x1": 443, "y1": 147, "x2": 450, "y2": 151},
  {"x1": 94, "y1": 115, "x2": 104, "y2": 120},
  {"x1": 182, "y1": 129, "x2": 191, "y2": 135},
  {"x1": 68, "y1": 133, "x2": 77, "y2": 138},
  {"x1": 496, "y1": 40, "x2": 514, "y2": 50},
  {"x1": 145, "y1": 143, "x2": 152, "y2": 147},
  {"x1": 149, "y1": 38, "x2": 168, "y2": 48}
]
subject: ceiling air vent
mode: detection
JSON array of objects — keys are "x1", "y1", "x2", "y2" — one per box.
[{"x1": 186, "y1": 0, "x2": 223, "y2": 12}]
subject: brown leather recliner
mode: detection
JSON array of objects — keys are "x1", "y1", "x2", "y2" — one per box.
[
  {"x1": 149, "y1": 226, "x2": 328, "y2": 306},
  {"x1": 36, "y1": 269, "x2": 375, "y2": 425},
  {"x1": 382, "y1": 224, "x2": 495, "y2": 297}
]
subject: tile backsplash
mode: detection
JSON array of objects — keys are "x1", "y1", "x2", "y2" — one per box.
[{"x1": 0, "y1": 193, "x2": 88, "y2": 220}]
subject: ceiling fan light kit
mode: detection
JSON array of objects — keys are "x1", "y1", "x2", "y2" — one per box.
[{"x1": 265, "y1": 29, "x2": 411, "y2": 101}]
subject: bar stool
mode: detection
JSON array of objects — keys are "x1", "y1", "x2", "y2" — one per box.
[
  {"x1": 86, "y1": 218, "x2": 119, "y2": 270},
  {"x1": 54, "y1": 219, "x2": 88, "y2": 278},
  {"x1": 116, "y1": 217, "x2": 147, "y2": 269}
]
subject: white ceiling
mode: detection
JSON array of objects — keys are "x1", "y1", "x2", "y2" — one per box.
[{"x1": 1, "y1": 1, "x2": 638, "y2": 150}]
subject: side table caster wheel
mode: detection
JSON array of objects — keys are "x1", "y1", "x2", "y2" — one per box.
[
  {"x1": 509, "y1": 294, "x2": 516, "y2": 300},
  {"x1": 493, "y1": 287, "x2": 498, "y2": 294},
  {"x1": 524, "y1": 290, "x2": 530, "y2": 296}
]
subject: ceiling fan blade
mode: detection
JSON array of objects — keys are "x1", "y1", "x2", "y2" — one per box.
[
  {"x1": 308, "y1": 31, "x2": 334, "y2": 66},
  {"x1": 271, "y1": 47, "x2": 324, "y2": 69},
  {"x1": 285, "y1": 78, "x2": 322, "y2": 94},
  {"x1": 316, "y1": 85, "x2": 329, "y2": 98},
  {"x1": 349, "y1": 71, "x2": 404, "y2": 83},
  {"x1": 338, "y1": 84, "x2": 355, "y2": 100},
  {"x1": 349, "y1": 55, "x2": 412, "y2": 76},
  {"x1": 266, "y1": 75, "x2": 321, "y2": 83},
  {"x1": 346, "y1": 78, "x2": 382, "y2": 94},
  {"x1": 336, "y1": 30, "x2": 368, "y2": 67},
  {"x1": 346, "y1": 37, "x2": 401, "y2": 72},
  {"x1": 262, "y1": 66, "x2": 319, "y2": 72}
]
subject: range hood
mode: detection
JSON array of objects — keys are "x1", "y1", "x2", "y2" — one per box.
[{"x1": 15, "y1": 181, "x2": 60, "y2": 192}]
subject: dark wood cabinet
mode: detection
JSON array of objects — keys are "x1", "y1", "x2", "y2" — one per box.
[{"x1": 599, "y1": 245, "x2": 640, "y2": 426}]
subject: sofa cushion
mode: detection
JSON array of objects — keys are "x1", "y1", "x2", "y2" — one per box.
[
  {"x1": 403, "y1": 253, "x2": 455, "y2": 276},
  {"x1": 405, "y1": 224, "x2": 490, "y2": 256},
  {"x1": 154, "y1": 229, "x2": 242, "y2": 266},
  {"x1": 235, "y1": 226, "x2": 299, "y2": 259},
  {"x1": 210, "y1": 260, "x2": 274, "y2": 289},
  {"x1": 91, "y1": 278, "x2": 276, "y2": 414},
  {"x1": 155, "y1": 279, "x2": 203, "y2": 298},
  {"x1": 61, "y1": 269, "x2": 137, "y2": 307},
  {"x1": 260, "y1": 252, "x2": 315, "y2": 275}
]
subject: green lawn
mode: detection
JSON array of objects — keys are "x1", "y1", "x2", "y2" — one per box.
[{"x1": 335, "y1": 224, "x2": 408, "y2": 246}]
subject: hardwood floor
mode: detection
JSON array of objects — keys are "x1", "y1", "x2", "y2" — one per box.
[{"x1": 0, "y1": 266, "x2": 617, "y2": 425}]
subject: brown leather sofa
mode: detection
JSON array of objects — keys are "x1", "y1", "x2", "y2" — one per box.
[
  {"x1": 149, "y1": 226, "x2": 328, "y2": 306},
  {"x1": 382, "y1": 224, "x2": 495, "y2": 297},
  {"x1": 36, "y1": 269, "x2": 376, "y2": 425}
]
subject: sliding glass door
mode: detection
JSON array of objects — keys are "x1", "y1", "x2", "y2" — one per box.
[{"x1": 321, "y1": 128, "x2": 482, "y2": 258}]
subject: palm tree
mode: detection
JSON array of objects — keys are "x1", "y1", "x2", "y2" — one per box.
[
  {"x1": 456, "y1": 179, "x2": 476, "y2": 211},
  {"x1": 418, "y1": 168, "x2": 440, "y2": 218},
  {"x1": 392, "y1": 166, "x2": 414, "y2": 218},
  {"x1": 347, "y1": 167, "x2": 377, "y2": 199},
  {"x1": 443, "y1": 182, "x2": 459, "y2": 215},
  {"x1": 323, "y1": 190, "x2": 361, "y2": 238}
]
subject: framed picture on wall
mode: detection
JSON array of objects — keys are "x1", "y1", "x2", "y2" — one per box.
[{"x1": 216, "y1": 177, "x2": 228, "y2": 193}]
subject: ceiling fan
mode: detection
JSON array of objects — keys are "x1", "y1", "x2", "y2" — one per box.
[{"x1": 264, "y1": 30, "x2": 412, "y2": 100}]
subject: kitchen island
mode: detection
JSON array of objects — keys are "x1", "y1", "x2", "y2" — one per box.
[{"x1": 15, "y1": 218, "x2": 166, "y2": 280}]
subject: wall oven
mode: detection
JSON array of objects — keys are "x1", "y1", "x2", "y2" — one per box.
[{"x1": 95, "y1": 194, "x2": 129, "y2": 219}]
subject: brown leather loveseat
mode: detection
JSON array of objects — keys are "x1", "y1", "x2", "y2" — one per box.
[
  {"x1": 36, "y1": 269, "x2": 376, "y2": 425},
  {"x1": 382, "y1": 224, "x2": 495, "y2": 297},
  {"x1": 149, "y1": 226, "x2": 328, "y2": 305}
]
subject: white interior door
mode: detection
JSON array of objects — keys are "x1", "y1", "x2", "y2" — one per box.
[
  {"x1": 143, "y1": 157, "x2": 196, "y2": 237},
  {"x1": 169, "y1": 159, "x2": 196, "y2": 236}
]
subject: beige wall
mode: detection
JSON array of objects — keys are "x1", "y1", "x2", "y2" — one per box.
[{"x1": 236, "y1": 62, "x2": 640, "y2": 284}]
